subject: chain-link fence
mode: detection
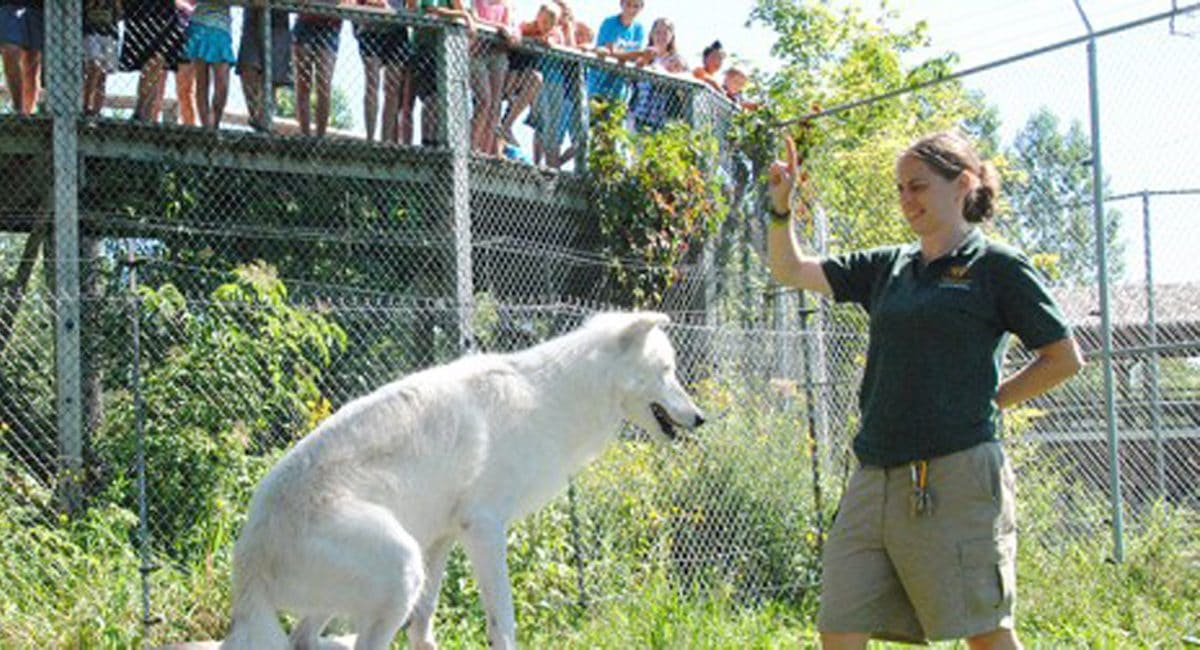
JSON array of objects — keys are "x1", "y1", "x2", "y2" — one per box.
[{"x1": 1, "y1": 1, "x2": 1198, "y2": 646}]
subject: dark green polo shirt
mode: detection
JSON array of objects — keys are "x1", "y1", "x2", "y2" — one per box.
[{"x1": 821, "y1": 229, "x2": 1071, "y2": 467}]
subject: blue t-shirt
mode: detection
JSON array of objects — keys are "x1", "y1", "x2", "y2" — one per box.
[{"x1": 588, "y1": 14, "x2": 645, "y2": 100}]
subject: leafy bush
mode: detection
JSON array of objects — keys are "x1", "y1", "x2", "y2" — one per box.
[
  {"x1": 588, "y1": 100, "x2": 729, "y2": 307},
  {"x1": 91, "y1": 263, "x2": 346, "y2": 561}
]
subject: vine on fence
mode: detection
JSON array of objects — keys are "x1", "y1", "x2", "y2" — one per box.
[{"x1": 587, "y1": 100, "x2": 729, "y2": 308}]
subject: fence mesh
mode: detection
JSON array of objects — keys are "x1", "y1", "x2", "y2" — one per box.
[{"x1": 1, "y1": 2, "x2": 1197, "y2": 646}]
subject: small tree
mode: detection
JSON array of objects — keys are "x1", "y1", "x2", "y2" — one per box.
[{"x1": 1000, "y1": 108, "x2": 1124, "y2": 285}]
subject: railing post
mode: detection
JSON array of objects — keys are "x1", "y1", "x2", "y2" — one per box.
[
  {"x1": 261, "y1": 0, "x2": 275, "y2": 130},
  {"x1": 571, "y1": 58, "x2": 589, "y2": 173},
  {"x1": 46, "y1": 0, "x2": 85, "y2": 515},
  {"x1": 439, "y1": 25, "x2": 474, "y2": 352}
]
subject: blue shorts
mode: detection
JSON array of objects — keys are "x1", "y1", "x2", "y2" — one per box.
[
  {"x1": 183, "y1": 23, "x2": 236, "y2": 65},
  {"x1": 0, "y1": 4, "x2": 43, "y2": 51},
  {"x1": 292, "y1": 20, "x2": 340, "y2": 53}
]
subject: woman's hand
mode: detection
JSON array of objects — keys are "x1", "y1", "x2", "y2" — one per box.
[{"x1": 768, "y1": 135, "x2": 800, "y2": 217}]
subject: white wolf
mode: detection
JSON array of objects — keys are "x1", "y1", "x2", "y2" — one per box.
[{"x1": 219, "y1": 311, "x2": 704, "y2": 650}]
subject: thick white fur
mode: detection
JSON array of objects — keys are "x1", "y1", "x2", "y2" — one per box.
[{"x1": 219, "y1": 311, "x2": 703, "y2": 650}]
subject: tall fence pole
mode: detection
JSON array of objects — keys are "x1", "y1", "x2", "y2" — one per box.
[
  {"x1": 126, "y1": 244, "x2": 160, "y2": 635},
  {"x1": 440, "y1": 25, "x2": 474, "y2": 352},
  {"x1": 1141, "y1": 191, "x2": 1166, "y2": 499},
  {"x1": 46, "y1": 0, "x2": 84, "y2": 514},
  {"x1": 1075, "y1": 0, "x2": 1125, "y2": 562}
]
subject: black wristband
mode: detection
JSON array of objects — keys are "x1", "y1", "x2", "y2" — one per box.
[{"x1": 769, "y1": 207, "x2": 791, "y2": 224}]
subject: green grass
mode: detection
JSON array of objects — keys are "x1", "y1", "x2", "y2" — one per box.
[
  {"x1": 3, "y1": 391, "x2": 1197, "y2": 649},
  {"x1": 1, "y1": 502, "x2": 1197, "y2": 648}
]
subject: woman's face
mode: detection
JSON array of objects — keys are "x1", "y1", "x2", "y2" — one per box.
[
  {"x1": 895, "y1": 154, "x2": 970, "y2": 236},
  {"x1": 651, "y1": 20, "x2": 673, "y2": 50},
  {"x1": 536, "y1": 7, "x2": 557, "y2": 32}
]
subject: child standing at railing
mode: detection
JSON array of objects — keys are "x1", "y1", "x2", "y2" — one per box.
[
  {"x1": 0, "y1": 0, "x2": 42, "y2": 115},
  {"x1": 407, "y1": 0, "x2": 473, "y2": 147},
  {"x1": 120, "y1": 0, "x2": 193, "y2": 123},
  {"x1": 628, "y1": 16, "x2": 686, "y2": 132},
  {"x1": 293, "y1": 0, "x2": 342, "y2": 136},
  {"x1": 352, "y1": 0, "x2": 410, "y2": 143},
  {"x1": 181, "y1": 0, "x2": 235, "y2": 129},
  {"x1": 550, "y1": 18, "x2": 592, "y2": 167},
  {"x1": 83, "y1": 0, "x2": 121, "y2": 117},
  {"x1": 470, "y1": 0, "x2": 517, "y2": 155},
  {"x1": 236, "y1": 1, "x2": 292, "y2": 133},
  {"x1": 691, "y1": 39, "x2": 724, "y2": 94},
  {"x1": 499, "y1": 2, "x2": 559, "y2": 155},
  {"x1": 590, "y1": 0, "x2": 645, "y2": 101}
]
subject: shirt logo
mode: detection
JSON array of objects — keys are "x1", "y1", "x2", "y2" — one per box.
[{"x1": 938, "y1": 265, "x2": 972, "y2": 290}]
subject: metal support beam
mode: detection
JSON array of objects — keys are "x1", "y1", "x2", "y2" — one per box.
[
  {"x1": 46, "y1": 0, "x2": 84, "y2": 514},
  {"x1": 1141, "y1": 191, "x2": 1166, "y2": 499},
  {"x1": 1075, "y1": 0, "x2": 1125, "y2": 563},
  {"x1": 440, "y1": 26, "x2": 474, "y2": 352}
]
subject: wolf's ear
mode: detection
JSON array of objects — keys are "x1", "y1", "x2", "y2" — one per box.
[{"x1": 617, "y1": 312, "x2": 670, "y2": 351}]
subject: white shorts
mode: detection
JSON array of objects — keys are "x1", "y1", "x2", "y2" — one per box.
[{"x1": 84, "y1": 33, "x2": 118, "y2": 74}]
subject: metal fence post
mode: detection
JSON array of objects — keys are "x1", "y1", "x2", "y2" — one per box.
[
  {"x1": 125, "y1": 244, "x2": 160, "y2": 635},
  {"x1": 261, "y1": 0, "x2": 275, "y2": 130},
  {"x1": 1075, "y1": 0, "x2": 1125, "y2": 562},
  {"x1": 1141, "y1": 191, "x2": 1166, "y2": 499},
  {"x1": 46, "y1": 0, "x2": 84, "y2": 515},
  {"x1": 571, "y1": 59, "x2": 589, "y2": 173},
  {"x1": 439, "y1": 25, "x2": 474, "y2": 352}
]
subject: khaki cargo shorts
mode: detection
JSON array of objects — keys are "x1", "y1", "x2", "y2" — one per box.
[{"x1": 817, "y1": 441, "x2": 1017, "y2": 643}]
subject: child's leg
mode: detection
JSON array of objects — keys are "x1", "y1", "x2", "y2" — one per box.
[
  {"x1": 136, "y1": 54, "x2": 166, "y2": 121},
  {"x1": 211, "y1": 62, "x2": 229, "y2": 129},
  {"x1": 193, "y1": 62, "x2": 211, "y2": 127},
  {"x1": 93, "y1": 68, "x2": 108, "y2": 115},
  {"x1": 362, "y1": 55, "x2": 381, "y2": 141},
  {"x1": 20, "y1": 48, "x2": 39, "y2": 114},
  {"x1": 485, "y1": 56, "x2": 508, "y2": 154},
  {"x1": 501, "y1": 68, "x2": 542, "y2": 143},
  {"x1": 544, "y1": 82, "x2": 567, "y2": 168},
  {"x1": 315, "y1": 47, "x2": 335, "y2": 136},
  {"x1": 382, "y1": 64, "x2": 407, "y2": 144},
  {"x1": 82, "y1": 60, "x2": 99, "y2": 115},
  {"x1": 293, "y1": 44, "x2": 312, "y2": 135},
  {"x1": 176, "y1": 61, "x2": 197, "y2": 126},
  {"x1": 240, "y1": 63, "x2": 265, "y2": 126},
  {"x1": 2, "y1": 45, "x2": 22, "y2": 113},
  {"x1": 469, "y1": 59, "x2": 492, "y2": 152}
]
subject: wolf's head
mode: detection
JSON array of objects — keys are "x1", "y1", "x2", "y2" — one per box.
[{"x1": 595, "y1": 312, "x2": 705, "y2": 441}]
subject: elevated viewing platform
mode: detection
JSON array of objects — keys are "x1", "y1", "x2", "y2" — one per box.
[{"x1": 0, "y1": 1, "x2": 738, "y2": 311}]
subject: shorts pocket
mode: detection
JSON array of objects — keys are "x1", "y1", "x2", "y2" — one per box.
[{"x1": 958, "y1": 536, "x2": 1015, "y2": 615}]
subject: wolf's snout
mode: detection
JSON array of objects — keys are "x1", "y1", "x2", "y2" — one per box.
[{"x1": 693, "y1": 412, "x2": 706, "y2": 428}]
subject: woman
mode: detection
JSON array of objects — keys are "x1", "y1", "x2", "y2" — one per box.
[{"x1": 766, "y1": 131, "x2": 1084, "y2": 649}]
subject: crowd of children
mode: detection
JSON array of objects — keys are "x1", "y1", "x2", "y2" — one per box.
[{"x1": 0, "y1": 0, "x2": 761, "y2": 163}]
